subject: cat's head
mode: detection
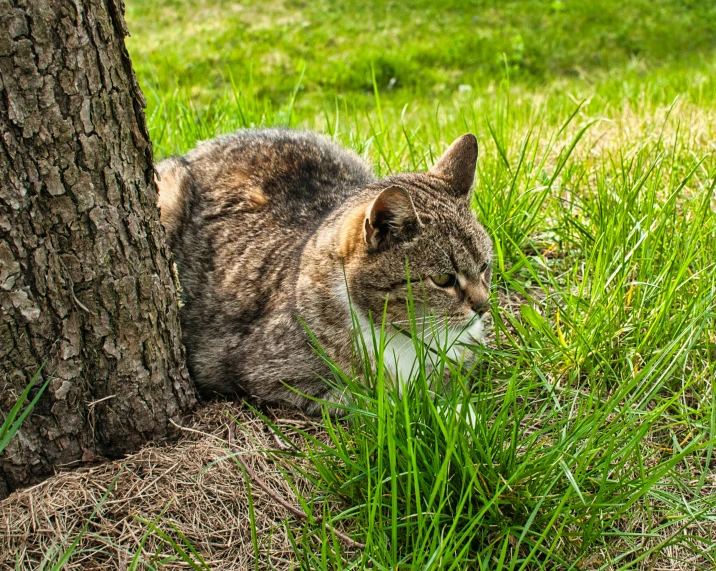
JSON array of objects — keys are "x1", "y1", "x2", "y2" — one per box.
[{"x1": 339, "y1": 134, "x2": 493, "y2": 344}]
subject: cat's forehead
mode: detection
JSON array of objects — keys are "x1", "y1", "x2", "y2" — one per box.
[
  {"x1": 430, "y1": 216, "x2": 491, "y2": 262},
  {"x1": 414, "y1": 192, "x2": 490, "y2": 256},
  {"x1": 380, "y1": 172, "x2": 492, "y2": 265},
  {"x1": 448, "y1": 228, "x2": 493, "y2": 272},
  {"x1": 405, "y1": 205, "x2": 492, "y2": 274}
]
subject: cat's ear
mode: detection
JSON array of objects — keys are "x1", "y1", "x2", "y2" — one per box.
[
  {"x1": 364, "y1": 186, "x2": 421, "y2": 251},
  {"x1": 429, "y1": 133, "x2": 478, "y2": 197}
]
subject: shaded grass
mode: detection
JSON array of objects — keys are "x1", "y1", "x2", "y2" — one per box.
[{"x1": 0, "y1": 368, "x2": 49, "y2": 455}]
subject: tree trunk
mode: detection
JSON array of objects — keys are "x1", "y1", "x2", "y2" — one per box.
[{"x1": 0, "y1": 0, "x2": 197, "y2": 498}]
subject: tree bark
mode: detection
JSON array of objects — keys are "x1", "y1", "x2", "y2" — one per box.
[{"x1": 0, "y1": 0, "x2": 197, "y2": 498}]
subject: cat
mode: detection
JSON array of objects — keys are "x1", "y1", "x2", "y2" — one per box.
[{"x1": 155, "y1": 129, "x2": 493, "y2": 414}]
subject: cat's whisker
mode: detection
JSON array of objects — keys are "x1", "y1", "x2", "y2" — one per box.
[{"x1": 389, "y1": 317, "x2": 431, "y2": 326}]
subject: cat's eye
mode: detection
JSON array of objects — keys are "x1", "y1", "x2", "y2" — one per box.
[{"x1": 430, "y1": 273, "x2": 457, "y2": 287}]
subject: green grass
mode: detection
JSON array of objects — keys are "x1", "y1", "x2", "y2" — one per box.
[
  {"x1": 127, "y1": 0, "x2": 716, "y2": 106},
  {"x1": 121, "y1": 0, "x2": 716, "y2": 568},
  {"x1": 1, "y1": 368, "x2": 49, "y2": 455},
  {"x1": 1, "y1": 368, "x2": 105, "y2": 571},
  {"x1": 255, "y1": 103, "x2": 716, "y2": 569},
  {"x1": 127, "y1": 0, "x2": 716, "y2": 158}
]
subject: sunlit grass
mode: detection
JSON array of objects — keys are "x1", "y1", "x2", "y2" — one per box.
[
  {"x1": 131, "y1": 62, "x2": 716, "y2": 570},
  {"x1": 101, "y1": 2, "x2": 716, "y2": 568},
  {"x1": 244, "y1": 101, "x2": 715, "y2": 569},
  {"x1": 126, "y1": 0, "x2": 716, "y2": 109}
]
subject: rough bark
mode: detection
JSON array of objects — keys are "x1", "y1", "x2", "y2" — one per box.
[{"x1": 0, "y1": 0, "x2": 197, "y2": 498}]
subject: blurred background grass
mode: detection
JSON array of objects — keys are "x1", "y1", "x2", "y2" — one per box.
[
  {"x1": 126, "y1": 0, "x2": 716, "y2": 107},
  {"x1": 125, "y1": 0, "x2": 716, "y2": 161}
]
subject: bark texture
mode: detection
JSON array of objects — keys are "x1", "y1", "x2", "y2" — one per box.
[{"x1": 0, "y1": 0, "x2": 197, "y2": 498}]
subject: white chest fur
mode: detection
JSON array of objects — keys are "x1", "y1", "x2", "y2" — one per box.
[{"x1": 334, "y1": 280, "x2": 485, "y2": 386}]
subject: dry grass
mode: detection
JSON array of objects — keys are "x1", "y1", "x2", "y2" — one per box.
[
  {"x1": 3, "y1": 403, "x2": 714, "y2": 570},
  {"x1": 0, "y1": 404, "x2": 334, "y2": 571}
]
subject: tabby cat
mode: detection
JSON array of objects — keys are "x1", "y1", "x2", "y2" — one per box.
[{"x1": 156, "y1": 129, "x2": 493, "y2": 413}]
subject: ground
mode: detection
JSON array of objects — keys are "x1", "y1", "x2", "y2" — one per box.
[{"x1": 2, "y1": 0, "x2": 716, "y2": 569}]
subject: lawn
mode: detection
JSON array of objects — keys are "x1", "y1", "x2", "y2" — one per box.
[
  {"x1": 129, "y1": 0, "x2": 716, "y2": 568},
  {"x1": 6, "y1": 1, "x2": 716, "y2": 569}
]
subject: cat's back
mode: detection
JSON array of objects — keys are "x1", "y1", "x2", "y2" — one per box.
[{"x1": 172, "y1": 129, "x2": 374, "y2": 229}]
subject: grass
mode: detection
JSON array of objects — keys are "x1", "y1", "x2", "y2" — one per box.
[
  {"x1": 0, "y1": 368, "x2": 49, "y2": 455},
  {"x1": 126, "y1": 0, "x2": 716, "y2": 108},
  {"x1": 254, "y1": 99, "x2": 716, "y2": 568},
  {"x1": 13, "y1": 0, "x2": 715, "y2": 569},
  {"x1": 126, "y1": 0, "x2": 716, "y2": 159}
]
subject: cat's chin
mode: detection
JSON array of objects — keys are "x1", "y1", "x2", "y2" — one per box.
[{"x1": 451, "y1": 316, "x2": 487, "y2": 346}]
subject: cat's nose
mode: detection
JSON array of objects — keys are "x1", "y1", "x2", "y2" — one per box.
[{"x1": 471, "y1": 298, "x2": 490, "y2": 316}]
